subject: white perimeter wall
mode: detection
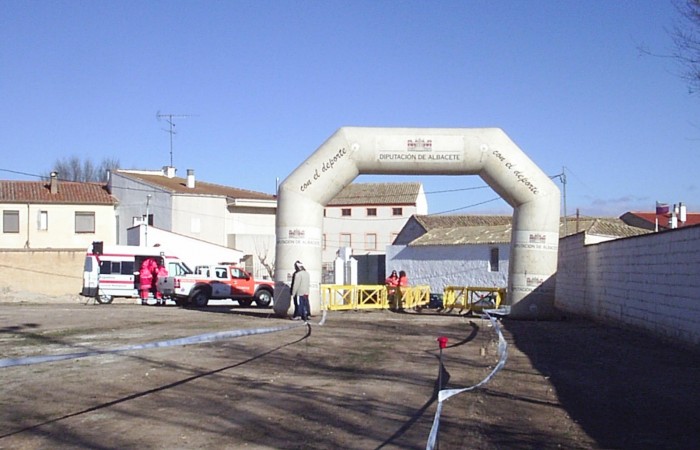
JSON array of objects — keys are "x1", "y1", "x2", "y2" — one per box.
[
  {"x1": 555, "y1": 225, "x2": 700, "y2": 346},
  {"x1": 126, "y1": 224, "x2": 244, "y2": 269},
  {"x1": 386, "y1": 243, "x2": 510, "y2": 293}
]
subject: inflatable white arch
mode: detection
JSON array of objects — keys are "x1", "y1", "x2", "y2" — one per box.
[{"x1": 274, "y1": 127, "x2": 560, "y2": 319}]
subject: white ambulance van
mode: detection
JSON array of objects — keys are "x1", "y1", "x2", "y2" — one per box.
[{"x1": 80, "y1": 241, "x2": 192, "y2": 304}]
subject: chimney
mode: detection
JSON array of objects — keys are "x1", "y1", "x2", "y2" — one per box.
[
  {"x1": 679, "y1": 202, "x2": 687, "y2": 224},
  {"x1": 670, "y1": 204, "x2": 678, "y2": 229},
  {"x1": 186, "y1": 169, "x2": 195, "y2": 189},
  {"x1": 49, "y1": 172, "x2": 59, "y2": 194},
  {"x1": 163, "y1": 166, "x2": 176, "y2": 178}
]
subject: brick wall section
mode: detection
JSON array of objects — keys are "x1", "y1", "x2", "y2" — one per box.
[
  {"x1": 0, "y1": 249, "x2": 85, "y2": 297},
  {"x1": 555, "y1": 224, "x2": 700, "y2": 346}
]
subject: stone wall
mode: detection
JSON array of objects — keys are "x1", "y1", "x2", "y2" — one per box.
[
  {"x1": 0, "y1": 249, "x2": 85, "y2": 299},
  {"x1": 556, "y1": 224, "x2": 700, "y2": 346}
]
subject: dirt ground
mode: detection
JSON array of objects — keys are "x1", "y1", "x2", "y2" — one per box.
[{"x1": 1, "y1": 299, "x2": 699, "y2": 450}]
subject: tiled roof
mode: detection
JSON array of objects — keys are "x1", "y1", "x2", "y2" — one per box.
[
  {"x1": 328, "y1": 182, "x2": 421, "y2": 206},
  {"x1": 116, "y1": 171, "x2": 276, "y2": 201},
  {"x1": 620, "y1": 211, "x2": 700, "y2": 230},
  {"x1": 415, "y1": 214, "x2": 512, "y2": 230},
  {"x1": 407, "y1": 214, "x2": 650, "y2": 246},
  {"x1": 0, "y1": 180, "x2": 116, "y2": 205},
  {"x1": 411, "y1": 224, "x2": 512, "y2": 246},
  {"x1": 569, "y1": 217, "x2": 649, "y2": 238}
]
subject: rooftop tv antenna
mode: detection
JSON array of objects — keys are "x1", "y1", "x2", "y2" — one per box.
[{"x1": 156, "y1": 112, "x2": 196, "y2": 167}]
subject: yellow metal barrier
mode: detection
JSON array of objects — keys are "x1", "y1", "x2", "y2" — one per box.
[
  {"x1": 320, "y1": 284, "x2": 505, "y2": 313},
  {"x1": 320, "y1": 284, "x2": 430, "y2": 311},
  {"x1": 321, "y1": 285, "x2": 361, "y2": 311},
  {"x1": 356, "y1": 285, "x2": 388, "y2": 309},
  {"x1": 442, "y1": 286, "x2": 505, "y2": 313},
  {"x1": 400, "y1": 285, "x2": 431, "y2": 310}
]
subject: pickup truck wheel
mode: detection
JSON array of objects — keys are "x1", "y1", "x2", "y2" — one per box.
[
  {"x1": 96, "y1": 294, "x2": 113, "y2": 304},
  {"x1": 254, "y1": 290, "x2": 273, "y2": 308},
  {"x1": 238, "y1": 299, "x2": 253, "y2": 308},
  {"x1": 190, "y1": 289, "x2": 209, "y2": 307}
]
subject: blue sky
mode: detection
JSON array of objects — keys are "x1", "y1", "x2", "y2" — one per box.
[{"x1": 1, "y1": 0, "x2": 698, "y2": 217}]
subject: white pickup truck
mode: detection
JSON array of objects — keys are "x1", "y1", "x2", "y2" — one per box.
[{"x1": 158, "y1": 264, "x2": 274, "y2": 308}]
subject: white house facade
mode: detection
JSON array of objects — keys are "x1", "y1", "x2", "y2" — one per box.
[
  {"x1": 321, "y1": 182, "x2": 426, "y2": 263},
  {"x1": 387, "y1": 215, "x2": 650, "y2": 296}
]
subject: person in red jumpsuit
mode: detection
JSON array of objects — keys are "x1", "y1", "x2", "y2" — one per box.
[
  {"x1": 396, "y1": 270, "x2": 409, "y2": 312},
  {"x1": 139, "y1": 257, "x2": 157, "y2": 305},
  {"x1": 154, "y1": 262, "x2": 169, "y2": 306}
]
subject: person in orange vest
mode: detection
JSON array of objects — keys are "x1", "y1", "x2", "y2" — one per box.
[
  {"x1": 139, "y1": 257, "x2": 157, "y2": 305},
  {"x1": 154, "y1": 261, "x2": 169, "y2": 306},
  {"x1": 385, "y1": 270, "x2": 399, "y2": 310},
  {"x1": 396, "y1": 270, "x2": 409, "y2": 312}
]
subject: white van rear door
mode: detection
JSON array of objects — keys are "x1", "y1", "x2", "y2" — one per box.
[{"x1": 81, "y1": 256, "x2": 98, "y2": 296}]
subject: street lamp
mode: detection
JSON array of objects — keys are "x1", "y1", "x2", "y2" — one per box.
[{"x1": 145, "y1": 194, "x2": 152, "y2": 246}]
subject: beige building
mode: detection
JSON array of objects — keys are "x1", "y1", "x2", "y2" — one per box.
[
  {"x1": 321, "y1": 182, "x2": 427, "y2": 281},
  {"x1": 0, "y1": 173, "x2": 117, "y2": 249}
]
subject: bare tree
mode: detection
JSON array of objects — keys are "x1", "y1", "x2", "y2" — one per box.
[
  {"x1": 97, "y1": 157, "x2": 120, "y2": 180},
  {"x1": 671, "y1": 0, "x2": 700, "y2": 93},
  {"x1": 47, "y1": 156, "x2": 120, "y2": 182},
  {"x1": 254, "y1": 236, "x2": 275, "y2": 280}
]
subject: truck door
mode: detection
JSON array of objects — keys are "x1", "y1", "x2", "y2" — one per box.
[
  {"x1": 230, "y1": 267, "x2": 254, "y2": 296},
  {"x1": 210, "y1": 266, "x2": 233, "y2": 298}
]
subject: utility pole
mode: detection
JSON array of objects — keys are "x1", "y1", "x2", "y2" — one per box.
[
  {"x1": 551, "y1": 167, "x2": 568, "y2": 236},
  {"x1": 156, "y1": 112, "x2": 195, "y2": 167}
]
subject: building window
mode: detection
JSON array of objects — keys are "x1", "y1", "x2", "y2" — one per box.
[
  {"x1": 133, "y1": 214, "x2": 153, "y2": 226},
  {"x1": 392, "y1": 207, "x2": 403, "y2": 216},
  {"x1": 365, "y1": 233, "x2": 377, "y2": 250},
  {"x1": 367, "y1": 208, "x2": 377, "y2": 216},
  {"x1": 168, "y1": 262, "x2": 189, "y2": 276},
  {"x1": 38, "y1": 210, "x2": 48, "y2": 231},
  {"x1": 99, "y1": 260, "x2": 135, "y2": 275},
  {"x1": 75, "y1": 211, "x2": 95, "y2": 233},
  {"x1": 3, "y1": 210, "x2": 19, "y2": 233},
  {"x1": 341, "y1": 208, "x2": 351, "y2": 217},
  {"x1": 489, "y1": 247, "x2": 500, "y2": 272},
  {"x1": 322, "y1": 262, "x2": 335, "y2": 284},
  {"x1": 340, "y1": 233, "x2": 351, "y2": 247}
]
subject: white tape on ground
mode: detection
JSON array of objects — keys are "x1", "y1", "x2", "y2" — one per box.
[
  {"x1": 0, "y1": 310, "x2": 327, "y2": 369},
  {"x1": 425, "y1": 310, "x2": 509, "y2": 450}
]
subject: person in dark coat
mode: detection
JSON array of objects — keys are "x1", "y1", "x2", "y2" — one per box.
[{"x1": 291, "y1": 260, "x2": 311, "y2": 321}]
